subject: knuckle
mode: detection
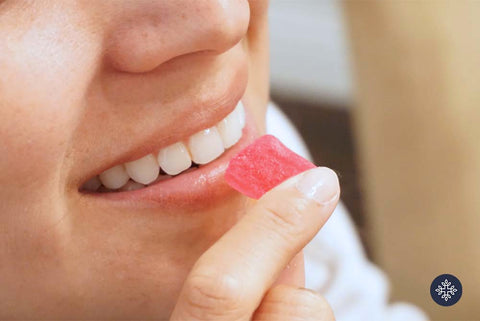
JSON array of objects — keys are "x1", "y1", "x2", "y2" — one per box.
[
  {"x1": 182, "y1": 271, "x2": 245, "y2": 319},
  {"x1": 257, "y1": 286, "x2": 335, "y2": 320},
  {"x1": 263, "y1": 199, "x2": 310, "y2": 239},
  {"x1": 293, "y1": 288, "x2": 335, "y2": 320}
]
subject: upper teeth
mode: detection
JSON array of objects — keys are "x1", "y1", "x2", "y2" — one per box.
[{"x1": 83, "y1": 101, "x2": 246, "y2": 192}]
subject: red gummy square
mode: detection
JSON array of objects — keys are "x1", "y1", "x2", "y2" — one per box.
[{"x1": 225, "y1": 135, "x2": 315, "y2": 199}]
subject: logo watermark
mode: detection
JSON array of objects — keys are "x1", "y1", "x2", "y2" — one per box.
[{"x1": 430, "y1": 274, "x2": 462, "y2": 306}]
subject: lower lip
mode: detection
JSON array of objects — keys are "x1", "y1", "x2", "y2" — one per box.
[{"x1": 84, "y1": 106, "x2": 258, "y2": 211}]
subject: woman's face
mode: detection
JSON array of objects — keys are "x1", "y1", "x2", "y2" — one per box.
[{"x1": 0, "y1": 1, "x2": 269, "y2": 318}]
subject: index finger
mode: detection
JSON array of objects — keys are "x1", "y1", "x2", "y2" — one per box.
[{"x1": 171, "y1": 167, "x2": 340, "y2": 321}]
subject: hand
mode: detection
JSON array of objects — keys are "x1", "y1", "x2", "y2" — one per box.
[{"x1": 171, "y1": 167, "x2": 340, "y2": 320}]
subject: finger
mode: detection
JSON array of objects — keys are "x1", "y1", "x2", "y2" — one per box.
[
  {"x1": 252, "y1": 285, "x2": 335, "y2": 321},
  {"x1": 170, "y1": 167, "x2": 339, "y2": 321},
  {"x1": 272, "y1": 251, "x2": 305, "y2": 288}
]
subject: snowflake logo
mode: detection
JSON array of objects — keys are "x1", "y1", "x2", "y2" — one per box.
[
  {"x1": 435, "y1": 278, "x2": 458, "y2": 302},
  {"x1": 430, "y1": 274, "x2": 462, "y2": 306}
]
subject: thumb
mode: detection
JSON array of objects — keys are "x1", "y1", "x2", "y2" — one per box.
[
  {"x1": 269, "y1": 165, "x2": 340, "y2": 288},
  {"x1": 272, "y1": 251, "x2": 305, "y2": 287},
  {"x1": 171, "y1": 167, "x2": 339, "y2": 321}
]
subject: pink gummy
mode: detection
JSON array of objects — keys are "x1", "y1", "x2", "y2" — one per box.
[{"x1": 225, "y1": 135, "x2": 315, "y2": 199}]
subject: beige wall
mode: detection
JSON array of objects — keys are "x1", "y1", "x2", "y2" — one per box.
[{"x1": 343, "y1": 1, "x2": 480, "y2": 320}]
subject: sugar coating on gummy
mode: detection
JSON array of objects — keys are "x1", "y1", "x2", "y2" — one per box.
[{"x1": 225, "y1": 135, "x2": 315, "y2": 199}]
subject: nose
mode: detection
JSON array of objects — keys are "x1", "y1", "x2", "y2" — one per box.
[{"x1": 105, "y1": 0, "x2": 250, "y2": 73}]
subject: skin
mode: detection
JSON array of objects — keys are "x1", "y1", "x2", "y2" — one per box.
[{"x1": 0, "y1": 1, "x2": 339, "y2": 319}]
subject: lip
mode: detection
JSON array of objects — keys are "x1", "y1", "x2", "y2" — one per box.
[
  {"x1": 80, "y1": 104, "x2": 258, "y2": 211},
  {"x1": 73, "y1": 60, "x2": 249, "y2": 191}
]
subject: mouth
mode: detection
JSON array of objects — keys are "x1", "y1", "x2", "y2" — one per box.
[{"x1": 79, "y1": 100, "x2": 256, "y2": 209}]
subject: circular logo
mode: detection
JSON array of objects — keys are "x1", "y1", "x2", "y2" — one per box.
[{"x1": 430, "y1": 274, "x2": 462, "y2": 306}]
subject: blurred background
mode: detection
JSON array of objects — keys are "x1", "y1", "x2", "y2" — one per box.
[
  {"x1": 269, "y1": 1, "x2": 480, "y2": 320},
  {"x1": 269, "y1": 0, "x2": 362, "y2": 237}
]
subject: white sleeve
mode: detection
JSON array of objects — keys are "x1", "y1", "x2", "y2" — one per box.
[{"x1": 266, "y1": 104, "x2": 429, "y2": 321}]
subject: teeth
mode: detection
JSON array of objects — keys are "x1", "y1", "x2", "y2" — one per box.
[
  {"x1": 157, "y1": 142, "x2": 192, "y2": 175},
  {"x1": 82, "y1": 176, "x2": 102, "y2": 192},
  {"x1": 99, "y1": 165, "x2": 130, "y2": 189},
  {"x1": 119, "y1": 180, "x2": 146, "y2": 192},
  {"x1": 217, "y1": 105, "x2": 243, "y2": 148},
  {"x1": 88, "y1": 101, "x2": 246, "y2": 192},
  {"x1": 124, "y1": 154, "x2": 160, "y2": 185},
  {"x1": 188, "y1": 127, "x2": 225, "y2": 165},
  {"x1": 237, "y1": 101, "x2": 246, "y2": 129}
]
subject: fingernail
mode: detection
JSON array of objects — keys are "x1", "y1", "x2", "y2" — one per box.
[{"x1": 296, "y1": 167, "x2": 339, "y2": 205}]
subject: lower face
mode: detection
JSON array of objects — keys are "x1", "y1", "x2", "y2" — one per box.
[{"x1": 0, "y1": 1, "x2": 269, "y2": 318}]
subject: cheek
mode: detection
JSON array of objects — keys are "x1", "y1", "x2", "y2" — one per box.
[
  {"x1": 0, "y1": 56, "x2": 83, "y2": 310},
  {"x1": 0, "y1": 6, "x2": 99, "y2": 239},
  {"x1": 1, "y1": 50, "x2": 75, "y2": 209}
]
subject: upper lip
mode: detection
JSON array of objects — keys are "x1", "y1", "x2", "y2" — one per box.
[{"x1": 75, "y1": 68, "x2": 248, "y2": 190}]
